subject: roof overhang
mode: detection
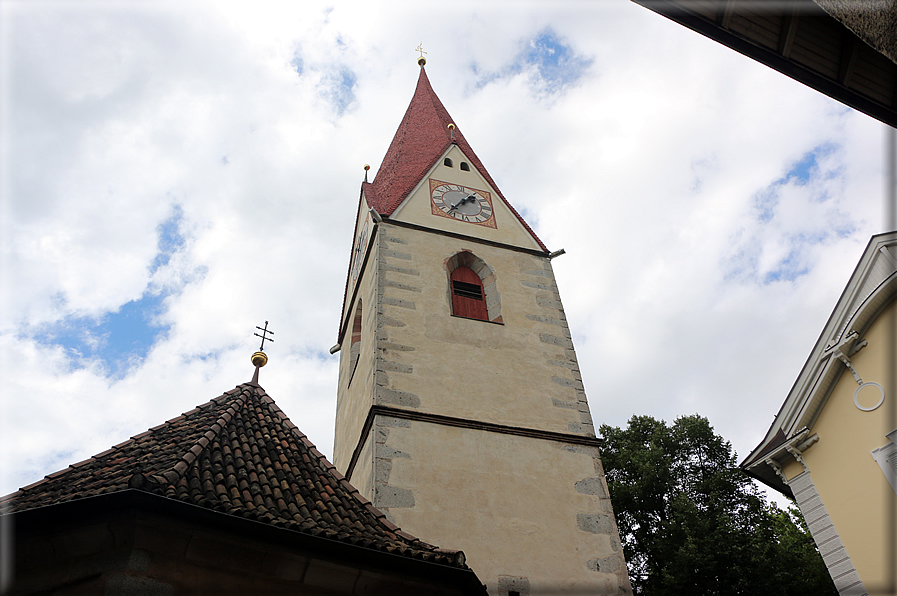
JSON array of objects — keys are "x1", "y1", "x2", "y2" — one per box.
[
  {"x1": 631, "y1": 0, "x2": 897, "y2": 128},
  {"x1": 742, "y1": 232, "x2": 897, "y2": 494},
  {"x1": 4, "y1": 489, "x2": 487, "y2": 594}
]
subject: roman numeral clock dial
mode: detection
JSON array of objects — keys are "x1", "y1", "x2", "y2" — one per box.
[{"x1": 429, "y1": 180, "x2": 496, "y2": 227}]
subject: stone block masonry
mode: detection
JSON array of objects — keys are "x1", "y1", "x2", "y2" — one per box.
[
  {"x1": 345, "y1": 222, "x2": 633, "y2": 594},
  {"x1": 562, "y1": 444, "x2": 631, "y2": 593},
  {"x1": 525, "y1": 256, "x2": 594, "y2": 438},
  {"x1": 372, "y1": 416, "x2": 415, "y2": 516},
  {"x1": 370, "y1": 230, "x2": 422, "y2": 517}
]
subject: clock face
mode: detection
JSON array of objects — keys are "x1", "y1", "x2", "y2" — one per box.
[{"x1": 430, "y1": 180, "x2": 495, "y2": 226}]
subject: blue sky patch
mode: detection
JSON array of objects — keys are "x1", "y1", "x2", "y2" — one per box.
[
  {"x1": 474, "y1": 28, "x2": 592, "y2": 96},
  {"x1": 725, "y1": 221, "x2": 855, "y2": 286},
  {"x1": 291, "y1": 52, "x2": 304, "y2": 76},
  {"x1": 321, "y1": 66, "x2": 357, "y2": 116},
  {"x1": 751, "y1": 143, "x2": 840, "y2": 222},
  {"x1": 725, "y1": 141, "x2": 854, "y2": 286},
  {"x1": 762, "y1": 248, "x2": 809, "y2": 284},
  {"x1": 784, "y1": 151, "x2": 816, "y2": 185},
  {"x1": 34, "y1": 292, "x2": 169, "y2": 378},
  {"x1": 520, "y1": 29, "x2": 592, "y2": 93},
  {"x1": 31, "y1": 205, "x2": 192, "y2": 378},
  {"x1": 753, "y1": 186, "x2": 778, "y2": 224},
  {"x1": 780, "y1": 143, "x2": 836, "y2": 186},
  {"x1": 150, "y1": 205, "x2": 186, "y2": 274}
]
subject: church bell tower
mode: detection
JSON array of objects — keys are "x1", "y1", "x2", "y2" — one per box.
[{"x1": 333, "y1": 61, "x2": 632, "y2": 595}]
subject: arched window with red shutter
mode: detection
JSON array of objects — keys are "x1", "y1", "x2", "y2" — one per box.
[
  {"x1": 450, "y1": 265, "x2": 488, "y2": 321},
  {"x1": 447, "y1": 251, "x2": 502, "y2": 323}
]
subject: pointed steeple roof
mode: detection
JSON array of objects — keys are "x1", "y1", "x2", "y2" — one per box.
[
  {"x1": 364, "y1": 66, "x2": 547, "y2": 252},
  {"x1": 0, "y1": 382, "x2": 466, "y2": 567}
]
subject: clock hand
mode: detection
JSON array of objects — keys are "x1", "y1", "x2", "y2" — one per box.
[
  {"x1": 448, "y1": 193, "x2": 477, "y2": 212},
  {"x1": 449, "y1": 197, "x2": 468, "y2": 210}
]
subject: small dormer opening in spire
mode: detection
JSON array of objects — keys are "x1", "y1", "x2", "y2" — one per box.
[
  {"x1": 460, "y1": 162, "x2": 470, "y2": 171},
  {"x1": 444, "y1": 158, "x2": 453, "y2": 167},
  {"x1": 359, "y1": 64, "x2": 548, "y2": 252}
]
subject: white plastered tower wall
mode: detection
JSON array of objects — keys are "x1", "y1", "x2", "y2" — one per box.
[
  {"x1": 334, "y1": 196, "x2": 378, "y2": 486},
  {"x1": 335, "y1": 219, "x2": 631, "y2": 595},
  {"x1": 332, "y1": 68, "x2": 632, "y2": 595}
]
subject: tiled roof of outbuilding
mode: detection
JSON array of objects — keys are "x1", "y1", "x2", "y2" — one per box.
[
  {"x1": 366, "y1": 66, "x2": 547, "y2": 252},
  {"x1": 0, "y1": 382, "x2": 466, "y2": 568}
]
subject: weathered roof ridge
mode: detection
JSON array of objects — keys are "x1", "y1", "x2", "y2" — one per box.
[
  {"x1": 157, "y1": 385, "x2": 249, "y2": 488},
  {"x1": 0, "y1": 385, "x2": 247, "y2": 504},
  {"x1": 251, "y1": 385, "x2": 440, "y2": 549},
  {"x1": 366, "y1": 67, "x2": 547, "y2": 252},
  {"x1": 2, "y1": 382, "x2": 467, "y2": 567}
]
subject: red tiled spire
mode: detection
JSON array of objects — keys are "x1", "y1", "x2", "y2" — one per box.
[
  {"x1": 365, "y1": 66, "x2": 547, "y2": 252},
  {"x1": 0, "y1": 383, "x2": 467, "y2": 568}
]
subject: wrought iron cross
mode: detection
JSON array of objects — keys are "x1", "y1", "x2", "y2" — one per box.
[{"x1": 254, "y1": 321, "x2": 274, "y2": 351}]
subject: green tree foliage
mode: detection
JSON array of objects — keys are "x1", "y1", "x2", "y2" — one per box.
[{"x1": 599, "y1": 415, "x2": 835, "y2": 596}]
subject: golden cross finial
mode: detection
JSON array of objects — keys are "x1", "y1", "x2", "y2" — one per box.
[
  {"x1": 254, "y1": 320, "x2": 275, "y2": 351},
  {"x1": 250, "y1": 320, "x2": 274, "y2": 383},
  {"x1": 416, "y1": 43, "x2": 427, "y2": 66}
]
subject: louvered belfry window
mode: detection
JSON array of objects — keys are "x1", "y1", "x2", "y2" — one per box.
[{"x1": 451, "y1": 265, "x2": 488, "y2": 321}]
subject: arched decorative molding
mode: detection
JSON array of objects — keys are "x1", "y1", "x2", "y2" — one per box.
[
  {"x1": 831, "y1": 262, "x2": 897, "y2": 348},
  {"x1": 792, "y1": 275, "x2": 897, "y2": 434},
  {"x1": 445, "y1": 250, "x2": 502, "y2": 323},
  {"x1": 742, "y1": 234, "x2": 897, "y2": 498}
]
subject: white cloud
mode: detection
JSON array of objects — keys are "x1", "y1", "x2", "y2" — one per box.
[{"x1": 0, "y1": 0, "x2": 888, "y2": 517}]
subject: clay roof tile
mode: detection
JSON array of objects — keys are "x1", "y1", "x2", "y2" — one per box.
[
  {"x1": 2, "y1": 383, "x2": 466, "y2": 568},
  {"x1": 366, "y1": 67, "x2": 546, "y2": 252}
]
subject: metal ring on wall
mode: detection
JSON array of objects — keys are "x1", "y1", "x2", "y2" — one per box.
[{"x1": 854, "y1": 382, "x2": 885, "y2": 412}]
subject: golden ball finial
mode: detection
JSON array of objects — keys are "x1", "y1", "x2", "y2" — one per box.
[
  {"x1": 364, "y1": 164, "x2": 370, "y2": 171},
  {"x1": 447, "y1": 123, "x2": 455, "y2": 130},
  {"x1": 251, "y1": 351, "x2": 268, "y2": 368},
  {"x1": 415, "y1": 43, "x2": 427, "y2": 66}
]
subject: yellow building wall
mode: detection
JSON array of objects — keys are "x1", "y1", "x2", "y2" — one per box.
[{"x1": 783, "y1": 299, "x2": 897, "y2": 594}]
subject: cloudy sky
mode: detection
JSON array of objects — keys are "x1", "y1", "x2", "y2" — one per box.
[{"x1": 0, "y1": 1, "x2": 890, "y2": 503}]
